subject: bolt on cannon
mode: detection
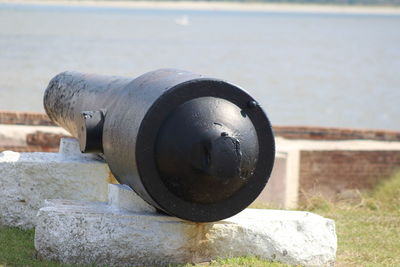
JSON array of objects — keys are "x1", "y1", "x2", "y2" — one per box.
[{"x1": 44, "y1": 68, "x2": 275, "y2": 222}]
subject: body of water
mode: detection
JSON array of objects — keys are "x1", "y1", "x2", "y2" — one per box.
[{"x1": 1, "y1": 3, "x2": 399, "y2": 130}]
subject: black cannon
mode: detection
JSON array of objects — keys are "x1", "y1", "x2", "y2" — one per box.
[{"x1": 44, "y1": 69, "x2": 275, "y2": 222}]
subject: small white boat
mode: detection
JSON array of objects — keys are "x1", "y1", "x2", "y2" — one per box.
[{"x1": 175, "y1": 15, "x2": 190, "y2": 26}]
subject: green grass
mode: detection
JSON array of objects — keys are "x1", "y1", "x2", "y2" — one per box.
[
  {"x1": 1, "y1": 172, "x2": 400, "y2": 267},
  {"x1": 0, "y1": 227, "x2": 81, "y2": 267},
  {"x1": 307, "y1": 205, "x2": 400, "y2": 266},
  {"x1": 301, "y1": 171, "x2": 400, "y2": 267},
  {"x1": 0, "y1": 227, "x2": 35, "y2": 266}
]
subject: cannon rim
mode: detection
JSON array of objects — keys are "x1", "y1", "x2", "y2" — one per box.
[{"x1": 135, "y1": 78, "x2": 275, "y2": 222}]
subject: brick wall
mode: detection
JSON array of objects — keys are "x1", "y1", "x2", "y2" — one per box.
[
  {"x1": 0, "y1": 131, "x2": 68, "y2": 152},
  {"x1": 1, "y1": 111, "x2": 400, "y2": 141},
  {"x1": 274, "y1": 126, "x2": 400, "y2": 142},
  {"x1": 299, "y1": 150, "x2": 400, "y2": 201},
  {"x1": 0, "y1": 111, "x2": 63, "y2": 152},
  {"x1": 0, "y1": 111, "x2": 55, "y2": 126}
]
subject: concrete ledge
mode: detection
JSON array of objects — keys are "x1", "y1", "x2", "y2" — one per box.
[
  {"x1": 0, "y1": 138, "x2": 110, "y2": 228},
  {"x1": 35, "y1": 184, "x2": 337, "y2": 267}
]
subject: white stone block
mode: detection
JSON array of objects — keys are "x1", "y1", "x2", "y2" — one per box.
[
  {"x1": 108, "y1": 184, "x2": 156, "y2": 213},
  {"x1": 35, "y1": 185, "x2": 337, "y2": 267},
  {"x1": 0, "y1": 138, "x2": 110, "y2": 228},
  {"x1": 253, "y1": 150, "x2": 300, "y2": 209},
  {"x1": 59, "y1": 137, "x2": 82, "y2": 155},
  {"x1": 253, "y1": 152, "x2": 287, "y2": 207}
]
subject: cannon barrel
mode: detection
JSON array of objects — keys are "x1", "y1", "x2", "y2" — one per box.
[{"x1": 44, "y1": 69, "x2": 275, "y2": 222}]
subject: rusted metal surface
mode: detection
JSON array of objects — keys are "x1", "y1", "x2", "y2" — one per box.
[{"x1": 44, "y1": 69, "x2": 275, "y2": 222}]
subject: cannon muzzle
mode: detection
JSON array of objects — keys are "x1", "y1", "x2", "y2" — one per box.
[{"x1": 44, "y1": 69, "x2": 275, "y2": 222}]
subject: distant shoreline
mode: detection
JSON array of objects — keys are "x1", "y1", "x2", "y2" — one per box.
[{"x1": 2, "y1": 0, "x2": 400, "y2": 15}]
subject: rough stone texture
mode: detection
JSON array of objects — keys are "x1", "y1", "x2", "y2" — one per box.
[
  {"x1": 108, "y1": 184, "x2": 156, "y2": 213},
  {"x1": 0, "y1": 138, "x2": 110, "y2": 228},
  {"x1": 58, "y1": 137, "x2": 82, "y2": 155},
  {"x1": 35, "y1": 185, "x2": 337, "y2": 267}
]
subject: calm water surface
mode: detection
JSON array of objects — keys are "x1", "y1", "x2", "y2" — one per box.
[{"x1": 0, "y1": 3, "x2": 399, "y2": 130}]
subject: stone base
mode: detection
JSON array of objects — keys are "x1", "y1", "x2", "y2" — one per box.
[
  {"x1": 35, "y1": 184, "x2": 336, "y2": 267},
  {"x1": 0, "y1": 138, "x2": 111, "y2": 228}
]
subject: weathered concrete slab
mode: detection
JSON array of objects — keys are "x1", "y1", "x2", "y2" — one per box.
[
  {"x1": 254, "y1": 151, "x2": 300, "y2": 208},
  {"x1": 35, "y1": 184, "x2": 337, "y2": 267},
  {"x1": 0, "y1": 138, "x2": 111, "y2": 228}
]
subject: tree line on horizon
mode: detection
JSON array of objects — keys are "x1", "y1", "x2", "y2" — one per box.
[
  {"x1": 186, "y1": 0, "x2": 400, "y2": 5},
  {"x1": 233, "y1": 0, "x2": 400, "y2": 5},
  {"x1": 84, "y1": 0, "x2": 400, "y2": 6}
]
